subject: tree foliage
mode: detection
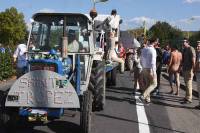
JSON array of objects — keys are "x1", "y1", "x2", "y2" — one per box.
[
  {"x1": 0, "y1": 7, "x2": 26, "y2": 46},
  {"x1": 189, "y1": 31, "x2": 200, "y2": 47},
  {"x1": 148, "y1": 21, "x2": 184, "y2": 48},
  {"x1": 127, "y1": 27, "x2": 144, "y2": 38},
  {"x1": 0, "y1": 49, "x2": 15, "y2": 80}
]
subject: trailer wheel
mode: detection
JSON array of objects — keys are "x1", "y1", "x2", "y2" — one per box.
[
  {"x1": 80, "y1": 90, "x2": 93, "y2": 133},
  {"x1": 89, "y1": 60, "x2": 106, "y2": 111}
]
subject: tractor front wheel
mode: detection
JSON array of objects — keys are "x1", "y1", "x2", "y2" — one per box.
[{"x1": 80, "y1": 90, "x2": 93, "y2": 133}]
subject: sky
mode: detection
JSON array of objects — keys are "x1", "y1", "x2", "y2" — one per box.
[{"x1": 0, "y1": 0, "x2": 200, "y2": 31}]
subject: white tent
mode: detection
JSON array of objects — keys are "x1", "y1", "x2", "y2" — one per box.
[{"x1": 133, "y1": 38, "x2": 141, "y2": 48}]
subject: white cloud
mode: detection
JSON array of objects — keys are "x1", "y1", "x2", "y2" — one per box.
[
  {"x1": 169, "y1": 16, "x2": 200, "y2": 31},
  {"x1": 121, "y1": 16, "x2": 200, "y2": 31},
  {"x1": 38, "y1": 8, "x2": 55, "y2": 13},
  {"x1": 121, "y1": 16, "x2": 156, "y2": 30},
  {"x1": 183, "y1": 0, "x2": 200, "y2": 3},
  {"x1": 175, "y1": 16, "x2": 200, "y2": 24}
]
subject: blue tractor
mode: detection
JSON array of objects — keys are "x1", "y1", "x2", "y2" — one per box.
[
  {"x1": 0, "y1": 9, "x2": 122, "y2": 133},
  {"x1": 0, "y1": 11, "x2": 120, "y2": 133}
]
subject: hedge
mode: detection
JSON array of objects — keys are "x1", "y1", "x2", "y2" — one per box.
[{"x1": 0, "y1": 48, "x2": 15, "y2": 80}]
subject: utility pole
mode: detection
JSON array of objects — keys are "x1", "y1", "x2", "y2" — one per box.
[{"x1": 143, "y1": 20, "x2": 147, "y2": 38}]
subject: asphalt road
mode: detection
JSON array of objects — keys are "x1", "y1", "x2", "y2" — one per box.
[{"x1": 1, "y1": 71, "x2": 200, "y2": 133}]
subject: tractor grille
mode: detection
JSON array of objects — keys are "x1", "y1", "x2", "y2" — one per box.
[{"x1": 30, "y1": 63, "x2": 56, "y2": 72}]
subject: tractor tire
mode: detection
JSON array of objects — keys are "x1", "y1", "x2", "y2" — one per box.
[
  {"x1": 80, "y1": 90, "x2": 93, "y2": 133},
  {"x1": 89, "y1": 60, "x2": 106, "y2": 111}
]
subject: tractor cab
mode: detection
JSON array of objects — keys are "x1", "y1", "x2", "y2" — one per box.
[{"x1": 27, "y1": 13, "x2": 95, "y2": 93}]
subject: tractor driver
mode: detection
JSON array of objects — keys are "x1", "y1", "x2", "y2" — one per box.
[{"x1": 67, "y1": 30, "x2": 83, "y2": 52}]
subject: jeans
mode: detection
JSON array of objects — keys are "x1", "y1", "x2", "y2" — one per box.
[{"x1": 183, "y1": 70, "x2": 194, "y2": 101}]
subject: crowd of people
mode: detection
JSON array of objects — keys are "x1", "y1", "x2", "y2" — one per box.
[{"x1": 130, "y1": 37, "x2": 200, "y2": 109}]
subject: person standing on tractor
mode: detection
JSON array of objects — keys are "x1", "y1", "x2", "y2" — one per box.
[
  {"x1": 106, "y1": 9, "x2": 124, "y2": 73},
  {"x1": 13, "y1": 43, "x2": 27, "y2": 78}
]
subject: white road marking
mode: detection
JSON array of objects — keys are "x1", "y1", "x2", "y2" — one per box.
[{"x1": 135, "y1": 95, "x2": 150, "y2": 133}]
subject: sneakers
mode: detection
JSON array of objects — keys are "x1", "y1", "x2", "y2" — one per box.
[
  {"x1": 138, "y1": 96, "x2": 150, "y2": 105},
  {"x1": 181, "y1": 98, "x2": 192, "y2": 104}
]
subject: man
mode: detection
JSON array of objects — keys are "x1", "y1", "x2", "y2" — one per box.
[
  {"x1": 13, "y1": 43, "x2": 27, "y2": 78},
  {"x1": 154, "y1": 40, "x2": 163, "y2": 95},
  {"x1": 181, "y1": 38, "x2": 196, "y2": 104},
  {"x1": 162, "y1": 44, "x2": 171, "y2": 66},
  {"x1": 133, "y1": 47, "x2": 142, "y2": 92},
  {"x1": 194, "y1": 41, "x2": 200, "y2": 109},
  {"x1": 168, "y1": 44, "x2": 182, "y2": 95},
  {"x1": 139, "y1": 37, "x2": 157, "y2": 104},
  {"x1": 67, "y1": 30, "x2": 83, "y2": 52},
  {"x1": 108, "y1": 9, "x2": 120, "y2": 36}
]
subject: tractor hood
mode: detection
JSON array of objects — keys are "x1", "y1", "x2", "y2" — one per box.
[{"x1": 5, "y1": 70, "x2": 80, "y2": 108}]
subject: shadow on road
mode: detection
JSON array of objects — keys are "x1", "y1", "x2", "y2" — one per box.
[
  {"x1": 107, "y1": 86, "x2": 133, "y2": 92},
  {"x1": 152, "y1": 100, "x2": 195, "y2": 110},
  {"x1": 96, "y1": 113, "x2": 185, "y2": 133},
  {"x1": 162, "y1": 73, "x2": 199, "y2": 98},
  {"x1": 47, "y1": 121, "x2": 82, "y2": 133},
  {"x1": 0, "y1": 126, "x2": 48, "y2": 133}
]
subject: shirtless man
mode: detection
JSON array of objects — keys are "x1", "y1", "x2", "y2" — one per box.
[{"x1": 168, "y1": 44, "x2": 182, "y2": 95}]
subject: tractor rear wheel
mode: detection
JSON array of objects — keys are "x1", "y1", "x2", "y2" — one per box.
[
  {"x1": 80, "y1": 90, "x2": 93, "y2": 133},
  {"x1": 89, "y1": 60, "x2": 106, "y2": 111}
]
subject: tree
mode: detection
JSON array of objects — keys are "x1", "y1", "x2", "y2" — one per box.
[
  {"x1": 189, "y1": 31, "x2": 200, "y2": 47},
  {"x1": 127, "y1": 27, "x2": 144, "y2": 38},
  {"x1": 148, "y1": 21, "x2": 183, "y2": 48},
  {"x1": 0, "y1": 7, "x2": 26, "y2": 46}
]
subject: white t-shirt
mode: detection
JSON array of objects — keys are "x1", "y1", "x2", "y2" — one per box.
[
  {"x1": 108, "y1": 15, "x2": 120, "y2": 30},
  {"x1": 13, "y1": 44, "x2": 27, "y2": 68}
]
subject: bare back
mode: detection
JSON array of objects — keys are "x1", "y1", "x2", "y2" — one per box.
[{"x1": 169, "y1": 50, "x2": 182, "y2": 73}]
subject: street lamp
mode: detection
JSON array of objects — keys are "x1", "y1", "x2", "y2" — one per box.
[{"x1": 92, "y1": 0, "x2": 108, "y2": 8}]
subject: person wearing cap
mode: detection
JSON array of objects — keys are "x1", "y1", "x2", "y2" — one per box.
[
  {"x1": 194, "y1": 40, "x2": 200, "y2": 109},
  {"x1": 181, "y1": 38, "x2": 196, "y2": 104},
  {"x1": 104, "y1": 9, "x2": 120, "y2": 40},
  {"x1": 13, "y1": 43, "x2": 27, "y2": 78}
]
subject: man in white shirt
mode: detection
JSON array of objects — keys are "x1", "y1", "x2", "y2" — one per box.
[
  {"x1": 13, "y1": 43, "x2": 27, "y2": 78},
  {"x1": 139, "y1": 37, "x2": 157, "y2": 104}
]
